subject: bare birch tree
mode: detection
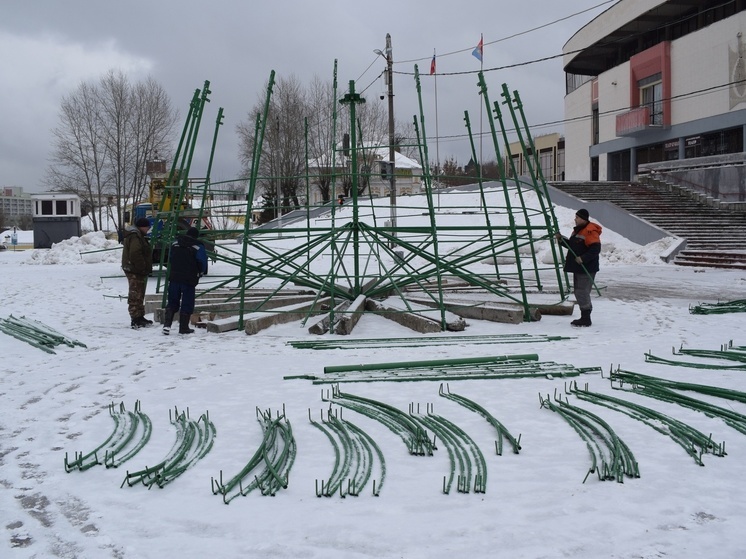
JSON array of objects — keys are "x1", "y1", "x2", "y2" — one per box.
[{"x1": 47, "y1": 70, "x2": 178, "y2": 233}]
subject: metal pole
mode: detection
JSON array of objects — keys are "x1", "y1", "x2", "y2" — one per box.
[
  {"x1": 434, "y1": 54, "x2": 440, "y2": 211},
  {"x1": 275, "y1": 117, "x2": 282, "y2": 237},
  {"x1": 385, "y1": 33, "x2": 397, "y2": 242}
]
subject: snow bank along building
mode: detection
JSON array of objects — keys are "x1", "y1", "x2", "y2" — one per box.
[{"x1": 563, "y1": 0, "x2": 746, "y2": 203}]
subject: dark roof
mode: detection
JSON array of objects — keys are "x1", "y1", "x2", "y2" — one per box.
[{"x1": 565, "y1": 0, "x2": 743, "y2": 76}]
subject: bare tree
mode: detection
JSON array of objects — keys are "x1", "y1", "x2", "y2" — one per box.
[
  {"x1": 237, "y1": 74, "x2": 413, "y2": 209},
  {"x1": 46, "y1": 70, "x2": 178, "y2": 233},
  {"x1": 306, "y1": 75, "x2": 337, "y2": 204},
  {"x1": 47, "y1": 81, "x2": 109, "y2": 231},
  {"x1": 237, "y1": 75, "x2": 307, "y2": 218}
]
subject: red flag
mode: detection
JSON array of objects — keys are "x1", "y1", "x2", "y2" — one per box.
[{"x1": 430, "y1": 53, "x2": 436, "y2": 75}]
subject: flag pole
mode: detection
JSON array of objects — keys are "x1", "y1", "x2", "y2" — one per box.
[{"x1": 433, "y1": 48, "x2": 440, "y2": 210}]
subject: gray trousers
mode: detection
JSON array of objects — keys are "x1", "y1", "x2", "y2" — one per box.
[{"x1": 573, "y1": 272, "x2": 595, "y2": 311}]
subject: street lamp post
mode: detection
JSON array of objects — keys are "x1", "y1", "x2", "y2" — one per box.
[{"x1": 376, "y1": 33, "x2": 396, "y2": 244}]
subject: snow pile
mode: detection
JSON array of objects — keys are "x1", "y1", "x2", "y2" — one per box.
[
  {"x1": 24, "y1": 231, "x2": 121, "y2": 265},
  {"x1": 0, "y1": 228, "x2": 34, "y2": 245},
  {"x1": 602, "y1": 236, "x2": 678, "y2": 265}
]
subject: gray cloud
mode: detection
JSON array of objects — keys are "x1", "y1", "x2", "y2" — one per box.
[{"x1": 0, "y1": 0, "x2": 613, "y2": 191}]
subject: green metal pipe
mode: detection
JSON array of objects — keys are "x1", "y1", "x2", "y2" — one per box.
[
  {"x1": 413, "y1": 65, "x2": 446, "y2": 331},
  {"x1": 323, "y1": 354, "x2": 538, "y2": 374},
  {"x1": 463, "y1": 110, "x2": 502, "y2": 284},
  {"x1": 508, "y1": 88, "x2": 568, "y2": 297},
  {"x1": 491, "y1": 96, "x2": 542, "y2": 292},
  {"x1": 238, "y1": 71, "x2": 275, "y2": 330},
  {"x1": 477, "y1": 73, "x2": 531, "y2": 320}
]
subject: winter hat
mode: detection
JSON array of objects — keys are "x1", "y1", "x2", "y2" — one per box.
[
  {"x1": 575, "y1": 208, "x2": 590, "y2": 221},
  {"x1": 135, "y1": 218, "x2": 151, "y2": 228},
  {"x1": 186, "y1": 227, "x2": 199, "y2": 238}
]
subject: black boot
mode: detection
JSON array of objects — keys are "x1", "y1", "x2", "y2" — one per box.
[
  {"x1": 179, "y1": 313, "x2": 194, "y2": 334},
  {"x1": 571, "y1": 309, "x2": 592, "y2": 327},
  {"x1": 131, "y1": 316, "x2": 152, "y2": 329},
  {"x1": 162, "y1": 308, "x2": 175, "y2": 335}
]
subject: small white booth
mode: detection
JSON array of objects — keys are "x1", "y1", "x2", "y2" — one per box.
[{"x1": 32, "y1": 192, "x2": 82, "y2": 248}]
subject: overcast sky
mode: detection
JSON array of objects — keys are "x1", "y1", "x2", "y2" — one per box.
[{"x1": 0, "y1": 0, "x2": 616, "y2": 192}]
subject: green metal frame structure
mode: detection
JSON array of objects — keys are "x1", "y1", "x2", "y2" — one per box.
[{"x1": 152, "y1": 67, "x2": 570, "y2": 332}]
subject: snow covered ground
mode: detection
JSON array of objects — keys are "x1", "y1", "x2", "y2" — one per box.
[{"x1": 2, "y1": 198, "x2": 746, "y2": 558}]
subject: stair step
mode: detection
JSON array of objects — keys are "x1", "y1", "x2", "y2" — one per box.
[
  {"x1": 550, "y1": 180, "x2": 746, "y2": 270},
  {"x1": 674, "y1": 259, "x2": 746, "y2": 270}
]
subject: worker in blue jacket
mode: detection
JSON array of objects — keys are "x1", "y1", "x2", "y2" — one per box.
[{"x1": 162, "y1": 227, "x2": 208, "y2": 335}]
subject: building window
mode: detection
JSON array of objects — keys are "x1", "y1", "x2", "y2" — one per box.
[
  {"x1": 664, "y1": 140, "x2": 679, "y2": 161},
  {"x1": 566, "y1": 72, "x2": 594, "y2": 95},
  {"x1": 686, "y1": 128, "x2": 744, "y2": 158},
  {"x1": 539, "y1": 148, "x2": 554, "y2": 181},
  {"x1": 591, "y1": 106, "x2": 599, "y2": 145},
  {"x1": 639, "y1": 73, "x2": 663, "y2": 126},
  {"x1": 41, "y1": 200, "x2": 53, "y2": 215}
]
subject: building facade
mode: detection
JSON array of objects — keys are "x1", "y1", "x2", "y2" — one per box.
[
  {"x1": 563, "y1": 0, "x2": 746, "y2": 181},
  {"x1": 0, "y1": 186, "x2": 34, "y2": 217},
  {"x1": 504, "y1": 133, "x2": 565, "y2": 182},
  {"x1": 307, "y1": 147, "x2": 423, "y2": 206}
]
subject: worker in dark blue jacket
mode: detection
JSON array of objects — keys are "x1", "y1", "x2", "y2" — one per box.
[{"x1": 162, "y1": 227, "x2": 208, "y2": 335}]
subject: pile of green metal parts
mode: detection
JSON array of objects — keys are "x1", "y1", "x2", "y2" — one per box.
[
  {"x1": 65, "y1": 402, "x2": 216, "y2": 490},
  {"x1": 0, "y1": 315, "x2": 86, "y2": 354},
  {"x1": 610, "y1": 368, "x2": 746, "y2": 437},
  {"x1": 690, "y1": 299, "x2": 746, "y2": 314},
  {"x1": 541, "y1": 388, "x2": 640, "y2": 483},
  {"x1": 211, "y1": 407, "x2": 296, "y2": 503},
  {"x1": 645, "y1": 341, "x2": 746, "y2": 370},
  {"x1": 122, "y1": 407, "x2": 216, "y2": 489},
  {"x1": 287, "y1": 333, "x2": 573, "y2": 351},
  {"x1": 569, "y1": 379, "x2": 724, "y2": 467},
  {"x1": 65, "y1": 401, "x2": 151, "y2": 472},
  {"x1": 310, "y1": 407, "x2": 386, "y2": 497},
  {"x1": 320, "y1": 385, "x2": 523, "y2": 495},
  {"x1": 286, "y1": 354, "x2": 600, "y2": 384}
]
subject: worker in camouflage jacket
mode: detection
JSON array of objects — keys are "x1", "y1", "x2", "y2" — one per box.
[
  {"x1": 162, "y1": 227, "x2": 208, "y2": 335},
  {"x1": 555, "y1": 208, "x2": 602, "y2": 327},
  {"x1": 121, "y1": 218, "x2": 154, "y2": 329}
]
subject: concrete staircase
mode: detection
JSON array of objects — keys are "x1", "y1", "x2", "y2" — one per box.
[{"x1": 548, "y1": 181, "x2": 746, "y2": 270}]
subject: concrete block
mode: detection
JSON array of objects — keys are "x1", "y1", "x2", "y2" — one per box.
[
  {"x1": 244, "y1": 298, "x2": 331, "y2": 335},
  {"x1": 365, "y1": 299, "x2": 442, "y2": 333},
  {"x1": 308, "y1": 299, "x2": 352, "y2": 335},
  {"x1": 334, "y1": 295, "x2": 367, "y2": 335}
]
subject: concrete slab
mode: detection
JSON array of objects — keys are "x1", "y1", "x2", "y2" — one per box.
[
  {"x1": 380, "y1": 297, "x2": 467, "y2": 331},
  {"x1": 308, "y1": 300, "x2": 352, "y2": 335},
  {"x1": 244, "y1": 298, "x2": 331, "y2": 335},
  {"x1": 365, "y1": 299, "x2": 442, "y2": 334},
  {"x1": 334, "y1": 295, "x2": 367, "y2": 335},
  {"x1": 404, "y1": 295, "x2": 538, "y2": 324}
]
